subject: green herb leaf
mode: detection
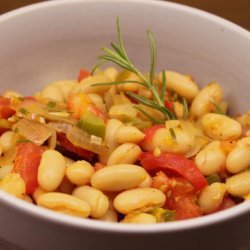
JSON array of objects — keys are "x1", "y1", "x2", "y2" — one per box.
[
  {"x1": 160, "y1": 70, "x2": 167, "y2": 102},
  {"x1": 182, "y1": 97, "x2": 189, "y2": 120},
  {"x1": 147, "y1": 29, "x2": 157, "y2": 84},
  {"x1": 169, "y1": 127, "x2": 177, "y2": 143},
  {"x1": 209, "y1": 98, "x2": 225, "y2": 115},
  {"x1": 47, "y1": 101, "x2": 56, "y2": 109},
  {"x1": 134, "y1": 105, "x2": 165, "y2": 124},
  {"x1": 18, "y1": 108, "x2": 29, "y2": 115}
]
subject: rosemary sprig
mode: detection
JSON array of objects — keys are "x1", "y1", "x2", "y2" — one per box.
[
  {"x1": 92, "y1": 17, "x2": 177, "y2": 121},
  {"x1": 209, "y1": 98, "x2": 225, "y2": 115}
]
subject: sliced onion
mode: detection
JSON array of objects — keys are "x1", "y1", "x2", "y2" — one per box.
[
  {"x1": 13, "y1": 119, "x2": 55, "y2": 148},
  {"x1": 66, "y1": 126, "x2": 108, "y2": 155},
  {"x1": 46, "y1": 122, "x2": 72, "y2": 134}
]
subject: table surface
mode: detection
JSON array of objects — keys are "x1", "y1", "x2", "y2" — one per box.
[{"x1": 0, "y1": 0, "x2": 250, "y2": 30}]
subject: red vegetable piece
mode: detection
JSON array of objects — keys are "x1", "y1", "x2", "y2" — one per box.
[
  {"x1": 0, "y1": 96, "x2": 15, "y2": 119},
  {"x1": 77, "y1": 69, "x2": 91, "y2": 82},
  {"x1": 139, "y1": 152, "x2": 208, "y2": 191},
  {"x1": 165, "y1": 194, "x2": 202, "y2": 220},
  {"x1": 140, "y1": 124, "x2": 165, "y2": 146},
  {"x1": 57, "y1": 132, "x2": 94, "y2": 160},
  {"x1": 13, "y1": 142, "x2": 43, "y2": 194}
]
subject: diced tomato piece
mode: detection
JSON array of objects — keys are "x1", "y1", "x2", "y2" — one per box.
[
  {"x1": 77, "y1": 69, "x2": 91, "y2": 82},
  {"x1": 0, "y1": 96, "x2": 15, "y2": 119},
  {"x1": 13, "y1": 142, "x2": 43, "y2": 194},
  {"x1": 152, "y1": 171, "x2": 194, "y2": 195},
  {"x1": 57, "y1": 132, "x2": 94, "y2": 160},
  {"x1": 140, "y1": 125, "x2": 165, "y2": 146},
  {"x1": 94, "y1": 162, "x2": 106, "y2": 171},
  {"x1": 139, "y1": 152, "x2": 208, "y2": 192},
  {"x1": 165, "y1": 194, "x2": 202, "y2": 220}
]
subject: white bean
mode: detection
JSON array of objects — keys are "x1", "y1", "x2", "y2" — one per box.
[
  {"x1": 195, "y1": 141, "x2": 226, "y2": 175},
  {"x1": 107, "y1": 143, "x2": 142, "y2": 166},
  {"x1": 201, "y1": 113, "x2": 242, "y2": 140},
  {"x1": 226, "y1": 146, "x2": 250, "y2": 173},
  {"x1": 37, "y1": 192, "x2": 91, "y2": 218},
  {"x1": 38, "y1": 150, "x2": 66, "y2": 191},
  {"x1": 0, "y1": 131, "x2": 18, "y2": 153},
  {"x1": 158, "y1": 71, "x2": 199, "y2": 100},
  {"x1": 226, "y1": 171, "x2": 250, "y2": 197},
  {"x1": 66, "y1": 160, "x2": 95, "y2": 186},
  {"x1": 122, "y1": 213, "x2": 157, "y2": 224},
  {"x1": 114, "y1": 125, "x2": 145, "y2": 144},
  {"x1": 73, "y1": 185, "x2": 109, "y2": 218},
  {"x1": 190, "y1": 82, "x2": 222, "y2": 118},
  {"x1": 113, "y1": 188, "x2": 166, "y2": 214},
  {"x1": 91, "y1": 164, "x2": 147, "y2": 191},
  {"x1": 198, "y1": 183, "x2": 226, "y2": 214}
]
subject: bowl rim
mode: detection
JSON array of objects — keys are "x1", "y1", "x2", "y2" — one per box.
[{"x1": 0, "y1": 0, "x2": 249, "y2": 233}]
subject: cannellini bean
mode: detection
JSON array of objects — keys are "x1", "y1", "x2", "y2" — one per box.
[
  {"x1": 201, "y1": 113, "x2": 242, "y2": 140},
  {"x1": 0, "y1": 131, "x2": 18, "y2": 153},
  {"x1": 91, "y1": 164, "x2": 147, "y2": 191},
  {"x1": 66, "y1": 160, "x2": 95, "y2": 186},
  {"x1": 117, "y1": 72, "x2": 141, "y2": 93},
  {"x1": 37, "y1": 192, "x2": 91, "y2": 218},
  {"x1": 138, "y1": 172, "x2": 153, "y2": 188},
  {"x1": 40, "y1": 85, "x2": 64, "y2": 102},
  {"x1": 122, "y1": 213, "x2": 157, "y2": 224},
  {"x1": 190, "y1": 83, "x2": 222, "y2": 118},
  {"x1": 104, "y1": 119, "x2": 123, "y2": 151},
  {"x1": 195, "y1": 141, "x2": 226, "y2": 176},
  {"x1": 3, "y1": 90, "x2": 23, "y2": 98},
  {"x1": 0, "y1": 164, "x2": 14, "y2": 180},
  {"x1": 38, "y1": 150, "x2": 66, "y2": 192},
  {"x1": 113, "y1": 188, "x2": 166, "y2": 214},
  {"x1": 88, "y1": 93, "x2": 107, "y2": 114},
  {"x1": 108, "y1": 103, "x2": 137, "y2": 121},
  {"x1": 237, "y1": 137, "x2": 250, "y2": 147},
  {"x1": 198, "y1": 183, "x2": 226, "y2": 214},
  {"x1": 226, "y1": 146, "x2": 250, "y2": 173},
  {"x1": 51, "y1": 81, "x2": 75, "y2": 100},
  {"x1": 158, "y1": 71, "x2": 199, "y2": 100},
  {"x1": 103, "y1": 67, "x2": 119, "y2": 81},
  {"x1": 107, "y1": 143, "x2": 142, "y2": 166},
  {"x1": 97, "y1": 209, "x2": 118, "y2": 222},
  {"x1": 32, "y1": 187, "x2": 47, "y2": 203},
  {"x1": 0, "y1": 173, "x2": 25, "y2": 198},
  {"x1": 114, "y1": 125, "x2": 145, "y2": 144},
  {"x1": 151, "y1": 126, "x2": 195, "y2": 154},
  {"x1": 73, "y1": 186, "x2": 109, "y2": 218},
  {"x1": 226, "y1": 171, "x2": 250, "y2": 197},
  {"x1": 23, "y1": 195, "x2": 33, "y2": 204},
  {"x1": 70, "y1": 74, "x2": 112, "y2": 95}
]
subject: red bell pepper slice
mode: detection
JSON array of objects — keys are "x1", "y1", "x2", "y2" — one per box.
[
  {"x1": 139, "y1": 152, "x2": 208, "y2": 192},
  {"x1": 13, "y1": 142, "x2": 43, "y2": 194},
  {"x1": 57, "y1": 132, "x2": 94, "y2": 160}
]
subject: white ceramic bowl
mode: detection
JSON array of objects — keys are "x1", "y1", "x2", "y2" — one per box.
[{"x1": 0, "y1": 1, "x2": 249, "y2": 250}]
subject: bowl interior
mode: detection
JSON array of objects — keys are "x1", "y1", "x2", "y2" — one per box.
[{"x1": 0, "y1": 0, "x2": 249, "y2": 234}]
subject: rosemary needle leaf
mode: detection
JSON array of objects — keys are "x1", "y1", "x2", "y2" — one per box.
[
  {"x1": 160, "y1": 70, "x2": 167, "y2": 102},
  {"x1": 134, "y1": 105, "x2": 164, "y2": 124},
  {"x1": 209, "y1": 97, "x2": 225, "y2": 115},
  {"x1": 169, "y1": 127, "x2": 177, "y2": 143},
  {"x1": 126, "y1": 92, "x2": 159, "y2": 109},
  {"x1": 91, "y1": 60, "x2": 106, "y2": 75},
  {"x1": 92, "y1": 80, "x2": 147, "y2": 87},
  {"x1": 147, "y1": 29, "x2": 157, "y2": 84},
  {"x1": 182, "y1": 97, "x2": 189, "y2": 120},
  {"x1": 116, "y1": 17, "x2": 128, "y2": 60},
  {"x1": 110, "y1": 43, "x2": 124, "y2": 58}
]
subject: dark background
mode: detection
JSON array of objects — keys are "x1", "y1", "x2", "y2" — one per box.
[{"x1": 0, "y1": 0, "x2": 250, "y2": 30}]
